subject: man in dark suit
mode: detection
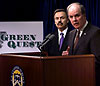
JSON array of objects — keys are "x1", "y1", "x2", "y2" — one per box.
[
  {"x1": 64, "y1": 2, "x2": 100, "y2": 86},
  {"x1": 42, "y1": 9, "x2": 70, "y2": 56}
]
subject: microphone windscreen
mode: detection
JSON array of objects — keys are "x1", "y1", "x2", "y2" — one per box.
[
  {"x1": 45, "y1": 33, "x2": 51, "y2": 39},
  {"x1": 49, "y1": 34, "x2": 55, "y2": 40}
]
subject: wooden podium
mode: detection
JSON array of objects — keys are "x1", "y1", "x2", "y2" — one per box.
[{"x1": 0, "y1": 53, "x2": 95, "y2": 86}]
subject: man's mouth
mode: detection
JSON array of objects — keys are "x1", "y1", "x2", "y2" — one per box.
[
  {"x1": 57, "y1": 23, "x2": 63, "y2": 25},
  {"x1": 74, "y1": 23, "x2": 79, "y2": 26}
]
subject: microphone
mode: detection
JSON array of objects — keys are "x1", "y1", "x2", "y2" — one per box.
[
  {"x1": 41, "y1": 33, "x2": 51, "y2": 44},
  {"x1": 38, "y1": 34, "x2": 55, "y2": 51}
]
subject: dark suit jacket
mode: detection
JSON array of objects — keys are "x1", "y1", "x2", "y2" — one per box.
[
  {"x1": 42, "y1": 28, "x2": 70, "y2": 56},
  {"x1": 67, "y1": 23, "x2": 100, "y2": 86}
]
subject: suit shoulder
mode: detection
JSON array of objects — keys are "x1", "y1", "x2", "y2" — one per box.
[
  {"x1": 88, "y1": 23, "x2": 100, "y2": 31},
  {"x1": 69, "y1": 29, "x2": 76, "y2": 34}
]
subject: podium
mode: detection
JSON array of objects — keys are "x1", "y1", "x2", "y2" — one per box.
[{"x1": 0, "y1": 53, "x2": 95, "y2": 86}]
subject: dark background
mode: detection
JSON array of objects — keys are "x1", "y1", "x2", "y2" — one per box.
[{"x1": 0, "y1": 0, "x2": 100, "y2": 38}]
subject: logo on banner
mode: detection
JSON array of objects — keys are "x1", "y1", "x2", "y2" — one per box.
[
  {"x1": 0, "y1": 32, "x2": 6, "y2": 48},
  {"x1": 0, "y1": 31, "x2": 41, "y2": 49},
  {"x1": 11, "y1": 66, "x2": 25, "y2": 86}
]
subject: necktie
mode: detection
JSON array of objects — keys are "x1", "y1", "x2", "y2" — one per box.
[
  {"x1": 74, "y1": 30, "x2": 80, "y2": 49},
  {"x1": 59, "y1": 33, "x2": 64, "y2": 50}
]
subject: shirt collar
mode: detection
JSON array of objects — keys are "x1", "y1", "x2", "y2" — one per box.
[
  {"x1": 80, "y1": 20, "x2": 88, "y2": 31},
  {"x1": 58, "y1": 27, "x2": 68, "y2": 38},
  {"x1": 77, "y1": 20, "x2": 88, "y2": 37}
]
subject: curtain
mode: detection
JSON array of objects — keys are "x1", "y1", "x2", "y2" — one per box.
[
  {"x1": 41, "y1": 0, "x2": 100, "y2": 37},
  {"x1": 0, "y1": 0, "x2": 100, "y2": 38}
]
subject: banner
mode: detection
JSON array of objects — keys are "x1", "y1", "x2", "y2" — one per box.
[{"x1": 0, "y1": 22, "x2": 43, "y2": 54}]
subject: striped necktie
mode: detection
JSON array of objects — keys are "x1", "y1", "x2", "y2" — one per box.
[{"x1": 74, "y1": 30, "x2": 80, "y2": 49}]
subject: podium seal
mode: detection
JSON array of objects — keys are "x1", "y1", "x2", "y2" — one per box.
[{"x1": 11, "y1": 66, "x2": 25, "y2": 86}]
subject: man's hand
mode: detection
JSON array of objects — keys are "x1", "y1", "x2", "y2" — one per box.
[{"x1": 62, "y1": 46, "x2": 70, "y2": 56}]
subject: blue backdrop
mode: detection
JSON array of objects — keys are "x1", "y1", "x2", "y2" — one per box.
[
  {"x1": 41, "y1": 0, "x2": 100, "y2": 37},
  {"x1": 0, "y1": 0, "x2": 100, "y2": 38}
]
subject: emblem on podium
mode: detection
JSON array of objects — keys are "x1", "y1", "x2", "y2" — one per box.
[{"x1": 11, "y1": 66, "x2": 25, "y2": 86}]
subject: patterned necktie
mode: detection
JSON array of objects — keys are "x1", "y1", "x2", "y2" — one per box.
[
  {"x1": 74, "y1": 30, "x2": 80, "y2": 49},
  {"x1": 59, "y1": 33, "x2": 64, "y2": 50}
]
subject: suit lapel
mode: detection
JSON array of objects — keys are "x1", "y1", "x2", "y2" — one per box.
[
  {"x1": 73, "y1": 23, "x2": 90, "y2": 54},
  {"x1": 68, "y1": 30, "x2": 77, "y2": 54},
  {"x1": 60, "y1": 34, "x2": 68, "y2": 51},
  {"x1": 54, "y1": 31, "x2": 60, "y2": 50},
  {"x1": 60, "y1": 28, "x2": 71, "y2": 51}
]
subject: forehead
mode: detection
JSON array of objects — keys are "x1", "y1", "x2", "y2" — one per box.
[
  {"x1": 54, "y1": 12, "x2": 66, "y2": 17},
  {"x1": 68, "y1": 4, "x2": 81, "y2": 15}
]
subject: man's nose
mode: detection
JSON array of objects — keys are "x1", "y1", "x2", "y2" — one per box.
[
  {"x1": 58, "y1": 18, "x2": 61, "y2": 21},
  {"x1": 73, "y1": 17, "x2": 76, "y2": 21}
]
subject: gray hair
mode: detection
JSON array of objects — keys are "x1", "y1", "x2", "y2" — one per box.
[{"x1": 67, "y1": 2, "x2": 86, "y2": 15}]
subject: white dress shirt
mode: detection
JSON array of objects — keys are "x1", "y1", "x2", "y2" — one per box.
[{"x1": 58, "y1": 27, "x2": 68, "y2": 44}]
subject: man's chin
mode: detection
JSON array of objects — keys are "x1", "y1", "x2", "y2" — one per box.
[
  {"x1": 58, "y1": 26, "x2": 63, "y2": 29},
  {"x1": 73, "y1": 25, "x2": 79, "y2": 29}
]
